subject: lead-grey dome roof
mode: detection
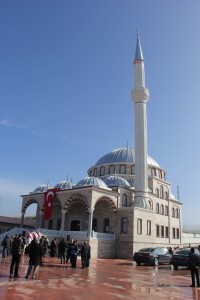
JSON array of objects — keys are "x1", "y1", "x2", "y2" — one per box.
[
  {"x1": 75, "y1": 177, "x2": 109, "y2": 189},
  {"x1": 54, "y1": 180, "x2": 74, "y2": 190},
  {"x1": 95, "y1": 148, "x2": 160, "y2": 168},
  {"x1": 104, "y1": 175, "x2": 130, "y2": 187},
  {"x1": 30, "y1": 184, "x2": 52, "y2": 194}
]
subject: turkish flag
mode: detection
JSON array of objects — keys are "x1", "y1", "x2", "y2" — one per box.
[{"x1": 44, "y1": 190, "x2": 55, "y2": 220}]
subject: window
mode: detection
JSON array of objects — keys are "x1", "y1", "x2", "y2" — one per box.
[
  {"x1": 92, "y1": 219, "x2": 97, "y2": 231},
  {"x1": 148, "y1": 200, "x2": 152, "y2": 210},
  {"x1": 176, "y1": 208, "x2": 179, "y2": 218},
  {"x1": 57, "y1": 219, "x2": 61, "y2": 230},
  {"x1": 93, "y1": 168, "x2": 97, "y2": 176},
  {"x1": 172, "y1": 207, "x2": 175, "y2": 218},
  {"x1": 109, "y1": 165, "x2": 115, "y2": 174},
  {"x1": 172, "y1": 227, "x2": 176, "y2": 239},
  {"x1": 120, "y1": 164, "x2": 126, "y2": 174},
  {"x1": 156, "y1": 188, "x2": 159, "y2": 198},
  {"x1": 160, "y1": 186, "x2": 164, "y2": 199},
  {"x1": 137, "y1": 218, "x2": 142, "y2": 234},
  {"x1": 152, "y1": 168, "x2": 156, "y2": 176},
  {"x1": 156, "y1": 225, "x2": 160, "y2": 237},
  {"x1": 164, "y1": 191, "x2": 168, "y2": 200},
  {"x1": 161, "y1": 226, "x2": 164, "y2": 238},
  {"x1": 176, "y1": 228, "x2": 180, "y2": 239},
  {"x1": 156, "y1": 203, "x2": 159, "y2": 214},
  {"x1": 100, "y1": 166, "x2": 105, "y2": 176},
  {"x1": 122, "y1": 194, "x2": 127, "y2": 207},
  {"x1": 104, "y1": 219, "x2": 110, "y2": 233},
  {"x1": 165, "y1": 205, "x2": 168, "y2": 216},
  {"x1": 158, "y1": 170, "x2": 162, "y2": 179},
  {"x1": 131, "y1": 165, "x2": 135, "y2": 175},
  {"x1": 48, "y1": 219, "x2": 53, "y2": 230},
  {"x1": 121, "y1": 218, "x2": 128, "y2": 233},
  {"x1": 165, "y1": 226, "x2": 169, "y2": 238},
  {"x1": 147, "y1": 220, "x2": 151, "y2": 235},
  {"x1": 160, "y1": 204, "x2": 164, "y2": 215}
]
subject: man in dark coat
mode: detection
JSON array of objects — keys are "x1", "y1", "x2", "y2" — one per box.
[
  {"x1": 189, "y1": 248, "x2": 200, "y2": 287},
  {"x1": 81, "y1": 241, "x2": 91, "y2": 269},
  {"x1": 58, "y1": 239, "x2": 67, "y2": 264},
  {"x1": 9, "y1": 234, "x2": 24, "y2": 278},
  {"x1": 25, "y1": 238, "x2": 42, "y2": 279}
]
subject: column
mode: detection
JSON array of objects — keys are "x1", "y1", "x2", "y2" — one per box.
[
  {"x1": 20, "y1": 211, "x2": 25, "y2": 228},
  {"x1": 87, "y1": 208, "x2": 93, "y2": 237},
  {"x1": 61, "y1": 209, "x2": 66, "y2": 234}
]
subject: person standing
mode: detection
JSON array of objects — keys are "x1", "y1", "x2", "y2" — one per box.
[
  {"x1": 58, "y1": 239, "x2": 67, "y2": 264},
  {"x1": 189, "y1": 248, "x2": 200, "y2": 287},
  {"x1": 70, "y1": 240, "x2": 79, "y2": 268},
  {"x1": 9, "y1": 234, "x2": 24, "y2": 278},
  {"x1": 25, "y1": 238, "x2": 42, "y2": 279},
  {"x1": 1, "y1": 234, "x2": 10, "y2": 258},
  {"x1": 50, "y1": 238, "x2": 57, "y2": 257},
  {"x1": 81, "y1": 241, "x2": 91, "y2": 269}
]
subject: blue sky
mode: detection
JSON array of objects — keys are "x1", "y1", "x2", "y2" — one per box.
[{"x1": 0, "y1": 0, "x2": 200, "y2": 227}]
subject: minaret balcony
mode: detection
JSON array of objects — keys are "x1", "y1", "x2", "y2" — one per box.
[{"x1": 131, "y1": 87, "x2": 149, "y2": 104}]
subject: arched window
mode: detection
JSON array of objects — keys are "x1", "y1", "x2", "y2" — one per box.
[
  {"x1": 152, "y1": 168, "x2": 156, "y2": 176},
  {"x1": 176, "y1": 208, "x2": 179, "y2": 218},
  {"x1": 156, "y1": 188, "x2": 159, "y2": 198},
  {"x1": 131, "y1": 165, "x2": 135, "y2": 175},
  {"x1": 93, "y1": 168, "x2": 97, "y2": 176},
  {"x1": 165, "y1": 205, "x2": 168, "y2": 216},
  {"x1": 160, "y1": 186, "x2": 164, "y2": 199},
  {"x1": 160, "y1": 204, "x2": 164, "y2": 215},
  {"x1": 148, "y1": 200, "x2": 153, "y2": 210},
  {"x1": 172, "y1": 207, "x2": 175, "y2": 218},
  {"x1": 156, "y1": 203, "x2": 159, "y2": 214},
  {"x1": 100, "y1": 166, "x2": 105, "y2": 176},
  {"x1": 109, "y1": 165, "x2": 115, "y2": 174},
  {"x1": 122, "y1": 194, "x2": 127, "y2": 207},
  {"x1": 120, "y1": 164, "x2": 126, "y2": 174},
  {"x1": 164, "y1": 191, "x2": 168, "y2": 200}
]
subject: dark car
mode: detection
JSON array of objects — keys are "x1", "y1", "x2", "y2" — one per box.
[
  {"x1": 133, "y1": 247, "x2": 172, "y2": 266},
  {"x1": 170, "y1": 248, "x2": 200, "y2": 270}
]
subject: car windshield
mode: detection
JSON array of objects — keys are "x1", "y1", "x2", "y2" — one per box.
[
  {"x1": 176, "y1": 249, "x2": 190, "y2": 255},
  {"x1": 138, "y1": 248, "x2": 155, "y2": 253}
]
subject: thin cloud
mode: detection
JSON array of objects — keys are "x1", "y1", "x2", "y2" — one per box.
[
  {"x1": 0, "y1": 118, "x2": 71, "y2": 142},
  {"x1": 0, "y1": 119, "x2": 22, "y2": 128}
]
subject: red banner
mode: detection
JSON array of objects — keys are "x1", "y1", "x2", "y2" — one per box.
[{"x1": 44, "y1": 189, "x2": 55, "y2": 220}]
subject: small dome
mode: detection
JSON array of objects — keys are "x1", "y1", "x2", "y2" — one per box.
[
  {"x1": 95, "y1": 148, "x2": 160, "y2": 168},
  {"x1": 54, "y1": 180, "x2": 74, "y2": 190},
  {"x1": 30, "y1": 184, "x2": 52, "y2": 194},
  {"x1": 104, "y1": 175, "x2": 130, "y2": 187},
  {"x1": 75, "y1": 177, "x2": 109, "y2": 189}
]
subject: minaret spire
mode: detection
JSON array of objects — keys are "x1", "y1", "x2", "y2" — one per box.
[
  {"x1": 135, "y1": 28, "x2": 144, "y2": 61},
  {"x1": 131, "y1": 29, "x2": 149, "y2": 209}
]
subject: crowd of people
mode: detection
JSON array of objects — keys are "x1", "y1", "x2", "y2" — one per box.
[{"x1": 1, "y1": 233, "x2": 91, "y2": 279}]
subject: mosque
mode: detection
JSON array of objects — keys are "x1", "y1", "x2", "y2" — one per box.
[{"x1": 20, "y1": 31, "x2": 182, "y2": 259}]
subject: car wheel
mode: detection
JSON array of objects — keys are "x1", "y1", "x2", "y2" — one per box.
[
  {"x1": 173, "y1": 265, "x2": 178, "y2": 270},
  {"x1": 136, "y1": 261, "x2": 141, "y2": 266}
]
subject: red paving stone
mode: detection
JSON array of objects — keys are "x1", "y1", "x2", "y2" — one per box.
[{"x1": 0, "y1": 255, "x2": 200, "y2": 300}]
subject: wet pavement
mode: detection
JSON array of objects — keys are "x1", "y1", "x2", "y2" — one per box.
[{"x1": 0, "y1": 255, "x2": 200, "y2": 300}]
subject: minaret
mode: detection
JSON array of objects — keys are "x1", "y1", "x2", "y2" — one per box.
[{"x1": 131, "y1": 29, "x2": 149, "y2": 209}]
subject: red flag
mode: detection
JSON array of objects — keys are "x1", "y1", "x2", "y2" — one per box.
[{"x1": 44, "y1": 189, "x2": 55, "y2": 220}]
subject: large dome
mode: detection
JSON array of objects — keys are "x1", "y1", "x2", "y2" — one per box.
[
  {"x1": 95, "y1": 147, "x2": 160, "y2": 167},
  {"x1": 75, "y1": 176, "x2": 109, "y2": 189}
]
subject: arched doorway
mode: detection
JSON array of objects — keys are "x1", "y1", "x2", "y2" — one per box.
[{"x1": 70, "y1": 220, "x2": 80, "y2": 231}]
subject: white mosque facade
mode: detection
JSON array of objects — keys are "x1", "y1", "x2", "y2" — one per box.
[{"x1": 20, "y1": 32, "x2": 182, "y2": 259}]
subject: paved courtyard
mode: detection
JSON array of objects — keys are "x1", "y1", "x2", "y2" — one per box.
[{"x1": 0, "y1": 255, "x2": 200, "y2": 300}]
